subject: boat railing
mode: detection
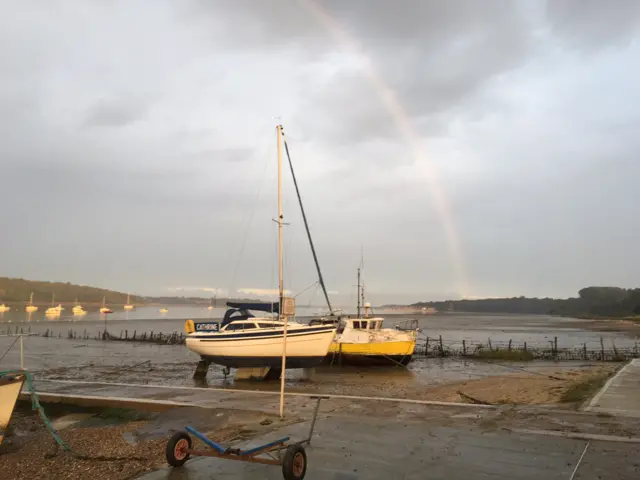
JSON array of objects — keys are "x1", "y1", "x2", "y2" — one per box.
[{"x1": 395, "y1": 318, "x2": 420, "y2": 332}]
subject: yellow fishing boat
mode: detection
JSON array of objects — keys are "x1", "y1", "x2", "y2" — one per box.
[
  {"x1": 320, "y1": 268, "x2": 418, "y2": 366},
  {"x1": 0, "y1": 304, "x2": 10, "y2": 313}
]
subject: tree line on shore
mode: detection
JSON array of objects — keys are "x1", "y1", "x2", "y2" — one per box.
[{"x1": 412, "y1": 286, "x2": 640, "y2": 318}]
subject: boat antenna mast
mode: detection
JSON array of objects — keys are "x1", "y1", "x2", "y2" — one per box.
[
  {"x1": 356, "y1": 267, "x2": 361, "y2": 319},
  {"x1": 282, "y1": 133, "x2": 334, "y2": 314}
]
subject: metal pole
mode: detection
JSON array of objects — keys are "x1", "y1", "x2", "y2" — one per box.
[
  {"x1": 356, "y1": 268, "x2": 361, "y2": 319},
  {"x1": 277, "y1": 125, "x2": 287, "y2": 419},
  {"x1": 305, "y1": 396, "x2": 329, "y2": 444},
  {"x1": 20, "y1": 335, "x2": 24, "y2": 370}
]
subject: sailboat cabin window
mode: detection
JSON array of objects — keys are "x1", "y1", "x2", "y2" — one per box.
[{"x1": 225, "y1": 322, "x2": 258, "y2": 331}]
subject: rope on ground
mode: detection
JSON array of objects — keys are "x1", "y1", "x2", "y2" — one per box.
[
  {"x1": 0, "y1": 369, "x2": 148, "y2": 462},
  {"x1": 457, "y1": 391, "x2": 493, "y2": 405}
]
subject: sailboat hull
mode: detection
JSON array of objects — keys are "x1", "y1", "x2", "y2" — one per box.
[
  {"x1": 0, "y1": 372, "x2": 26, "y2": 445},
  {"x1": 186, "y1": 326, "x2": 336, "y2": 369}
]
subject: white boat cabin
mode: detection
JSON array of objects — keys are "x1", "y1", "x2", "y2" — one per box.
[{"x1": 336, "y1": 317, "x2": 385, "y2": 334}]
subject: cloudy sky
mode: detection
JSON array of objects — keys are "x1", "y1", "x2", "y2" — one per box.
[{"x1": 1, "y1": 1, "x2": 639, "y2": 306}]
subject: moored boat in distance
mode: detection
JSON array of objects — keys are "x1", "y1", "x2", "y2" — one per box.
[
  {"x1": 99, "y1": 296, "x2": 113, "y2": 314},
  {"x1": 0, "y1": 304, "x2": 9, "y2": 313},
  {"x1": 45, "y1": 293, "x2": 64, "y2": 316},
  {"x1": 72, "y1": 298, "x2": 86, "y2": 315},
  {"x1": 159, "y1": 308, "x2": 169, "y2": 313},
  {"x1": 25, "y1": 292, "x2": 38, "y2": 313},
  {"x1": 124, "y1": 293, "x2": 134, "y2": 310},
  {"x1": 185, "y1": 302, "x2": 336, "y2": 369}
]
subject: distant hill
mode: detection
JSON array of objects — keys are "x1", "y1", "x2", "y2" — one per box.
[
  {"x1": 0, "y1": 277, "x2": 268, "y2": 306},
  {"x1": 0, "y1": 277, "x2": 144, "y2": 305}
]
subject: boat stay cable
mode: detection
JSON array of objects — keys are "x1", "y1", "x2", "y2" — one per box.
[{"x1": 282, "y1": 136, "x2": 334, "y2": 314}]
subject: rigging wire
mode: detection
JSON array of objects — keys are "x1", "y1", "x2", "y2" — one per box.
[
  {"x1": 295, "y1": 281, "x2": 320, "y2": 299},
  {"x1": 282, "y1": 135, "x2": 333, "y2": 313}
]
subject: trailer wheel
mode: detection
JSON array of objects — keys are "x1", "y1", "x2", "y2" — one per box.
[
  {"x1": 282, "y1": 444, "x2": 307, "y2": 480},
  {"x1": 166, "y1": 431, "x2": 192, "y2": 467}
]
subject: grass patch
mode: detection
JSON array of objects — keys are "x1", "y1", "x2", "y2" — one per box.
[
  {"x1": 474, "y1": 349, "x2": 535, "y2": 361},
  {"x1": 560, "y1": 373, "x2": 611, "y2": 404}
]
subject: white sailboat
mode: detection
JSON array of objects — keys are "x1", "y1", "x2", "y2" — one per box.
[
  {"x1": 45, "y1": 293, "x2": 64, "y2": 316},
  {"x1": 124, "y1": 293, "x2": 134, "y2": 310},
  {"x1": 185, "y1": 125, "x2": 336, "y2": 371},
  {"x1": 25, "y1": 292, "x2": 38, "y2": 313},
  {"x1": 100, "y1": 296, "x2": 113, "y2": 314},
  {"x1": 72, "y1": 298, "x2": 86, "y2": 315}
]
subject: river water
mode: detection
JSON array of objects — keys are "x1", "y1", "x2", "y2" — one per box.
[{"x1": 0, "y1": 308, "x2": 635, "y2": 396}]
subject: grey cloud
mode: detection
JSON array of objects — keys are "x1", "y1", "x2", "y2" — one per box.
[
  {"x1": 187, "y1": 148, "x2": 254, "y2": 163},
  {"x1": 546, "y1": 0, "x2": 640, "y2": 49},
  {"x1": 1, "y1": 1, "x2": 639, "y2": 302},
  {"x1": 83, "y1": 97, "x2": 149, "y2": 127}
]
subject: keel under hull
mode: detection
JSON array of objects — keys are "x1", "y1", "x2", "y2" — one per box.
[
  {"x1": 323, "y1": 352, "x2": 414, "y2": 366},
  {"x1": 200, "y1": 355, "x2": 326, "y2": 369}
]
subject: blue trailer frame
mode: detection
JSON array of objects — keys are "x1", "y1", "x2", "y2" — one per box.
[{"x1": 165, "y1": 395, "x2": 328, "y2": 480}]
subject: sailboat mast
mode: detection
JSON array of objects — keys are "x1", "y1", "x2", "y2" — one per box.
[
  {"x1": 277, "y1": 124, "x2": 288, "y2": 419},
  {"x1": 277, "y1": 125, "x2": 284, "y2": 312}
]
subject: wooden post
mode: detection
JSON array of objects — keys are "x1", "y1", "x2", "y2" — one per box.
[
  {"x1": 462, "y1": 339, "x2": 467, "y2": 356},
  {"x1": 508, "y1": 339, "x2": 512, "y2": 351},
  {"x1": 439, "y1": 335, "x2": 444, "y2": 357},
  {"x1": 488, "y1": 338, "x2": 492, "y2": 351},
  {"x1": 425, "y1": 337, "x2": 430, "y2": 356},
  {"x1": 554, "y1": 337, "x2": 558, "y2": 355},
  {"x1": 125, "y1": 330, "x2": 128, "y2": 340},
  {"x1": 583, "y1": 343, "x2": 588, "y2": 360},
  {"x1": 524, "y1": 342, "x2": 527, "y2": 352},
  {"x1": 600, "y1": 337, "x2": 605, "y2": 360}
]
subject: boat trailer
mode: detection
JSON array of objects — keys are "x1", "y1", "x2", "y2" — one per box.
[{"x1": 165, "y1": 395, "x2": 328, "y2": 480}]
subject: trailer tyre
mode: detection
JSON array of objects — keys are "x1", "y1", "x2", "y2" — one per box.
[
  {"x1": 282, "y1": 444, "x2": 307, "y2": 480},
  {"x1": 166, "y1": 431, "x2": 192, "y2": 467}
]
